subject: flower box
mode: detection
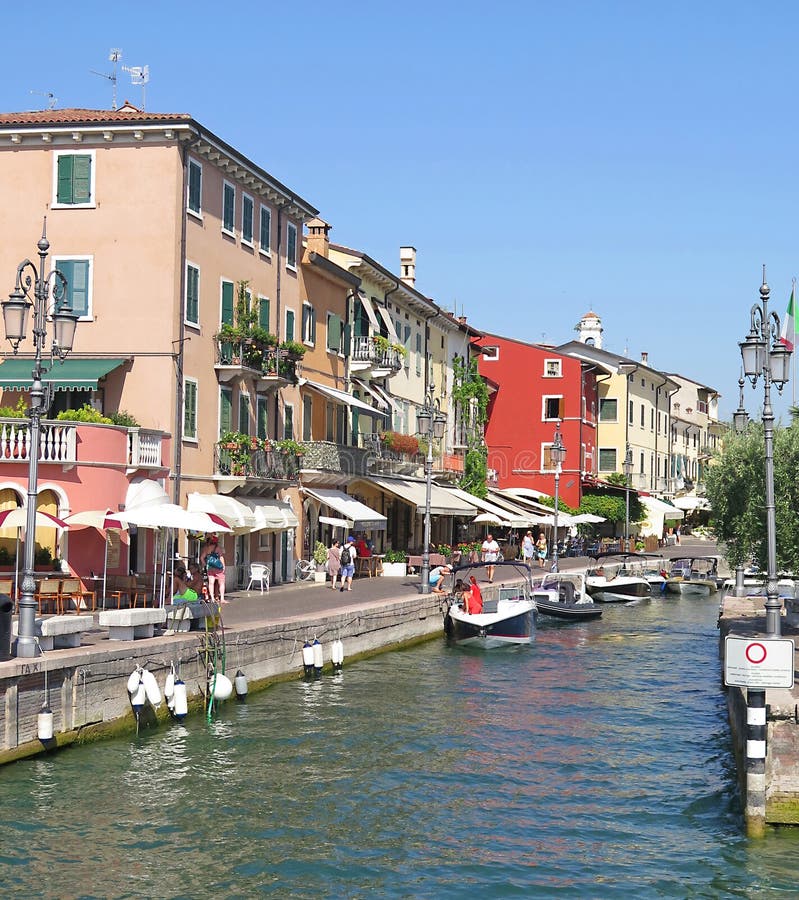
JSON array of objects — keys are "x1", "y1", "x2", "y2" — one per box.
[{"x1": 381, "y1": 562, "x2": 407, "y2": 577}]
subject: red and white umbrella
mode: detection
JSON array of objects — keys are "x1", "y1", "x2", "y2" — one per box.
[
  {"x1": 0, "y1": 507, "x2": 67, "y2": 530},
  {"x1": 64, "y1": 510, "x2": 129, "y2": 609}
]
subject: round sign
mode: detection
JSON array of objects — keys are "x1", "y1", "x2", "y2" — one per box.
[{"x1": 745, "y1": 642, "x2": 767, "y2": 664}]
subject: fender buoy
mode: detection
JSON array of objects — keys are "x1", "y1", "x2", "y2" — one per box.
[
  {"x1": 130, "y1": 682, "x2": 147, "y2": 709},
  {"x1": 172, "y1": 679, "x2": 188, "y2": 719},
  {"x1": 312, "y1": 638, "x2": 323, "y2": 672},
  {"x1": 140, "y1": 668, "x2": 162, "y2": 708},
  {"x1": 127, "y1": 668, "x2": 141, "y2": 694},
  {"x1": 234, "y1": 669, "x2": 248, "y2": 699},
  {"x1": 211, "y1": 672, "x2": 233, "y2": 701},
  {"x1": 164, "y1": 670, "x2": 175, "y2": 701},
  {"x1": 302, "y1": 641, "x2": 314, "y2": 676},
  {"x1": 331, "y1": 639, "x2": 344, "y2": 668},
  {"x1": 37, "y1": 705, "x2": 54, "y2": 741}
]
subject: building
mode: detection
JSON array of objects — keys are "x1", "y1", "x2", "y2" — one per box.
[{"x1": 664, "y1": 374, "x2": 722, "y2": 497}]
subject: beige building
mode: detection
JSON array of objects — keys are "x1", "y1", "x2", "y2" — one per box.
[{"x1": 665, "y1": 374, "x2": 722, "y2": 497}]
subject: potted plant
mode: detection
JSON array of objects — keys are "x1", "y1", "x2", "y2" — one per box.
[
  {"x1": 381, "y1": 549, "x2": 407, "y2": 577},
  {"x1": 372, "y1": 334, "x2": 390, "y2": 353},
  {"x1": 280, "y1": 339, "x2": 307, "y2": 361},
  {"x1": 313, "y1": 541, "x2": 328, "y2": 582}
]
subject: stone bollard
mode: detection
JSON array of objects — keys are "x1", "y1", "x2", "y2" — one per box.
[{"x1": 734, "y1": 565, "x2": 746, "y2": 597}]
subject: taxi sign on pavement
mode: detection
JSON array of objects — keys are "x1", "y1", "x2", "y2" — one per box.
[{"x1": 724, "y1": 636, "x2": 795, "y2": 689}]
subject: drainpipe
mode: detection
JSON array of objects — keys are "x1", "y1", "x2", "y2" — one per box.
[{"x1": 275, "y1": 206, "x2": 283, "y2": 439}]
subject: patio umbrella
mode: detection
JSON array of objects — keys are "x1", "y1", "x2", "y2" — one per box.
[
  {"x1": 571, "y1": 513, "x2": 607, "y2": 524},
  {"x1": 64, "y1": 509, "x2": 129, "y2": 608},
  {"x1": 0, "y1": 507, "x2": 69, "y2": 597},
  {"x1": 472, "y1": 512, "x2": 510, "y2": 526},
  {"x1": 116, "y1": 504, "x2": 232, "y2": 533}
]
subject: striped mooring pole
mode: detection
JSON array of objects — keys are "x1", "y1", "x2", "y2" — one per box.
[{"x1": 745, "y1": 688, "x2": 767, "y2": 836}]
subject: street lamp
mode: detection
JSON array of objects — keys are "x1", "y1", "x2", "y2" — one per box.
[
  {"x1": 550, "y1": 421, "x2": 566, "y2": 572},
  {"x1": 736, "y1": 269, "x2": 791, "y2": 637},
  {"x1": 3, "y1": 221, "x2": 79, "y2": 658},
  {"x1": 623, "y1": 445, "x2": 633, "y2": 552},
  {"x1": 417, "y1": 387, "x2": 446, "y2": 595}
]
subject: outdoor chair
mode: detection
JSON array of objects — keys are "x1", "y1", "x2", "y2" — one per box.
[
  {"x1": 59, "y1": 578, "x2": 86, "y2": 614},
  {"x1": 246, "y1": 563, "x2": 269, "y2": 594},
  {"x1": 35, "y1": 579, "x2": 62, "y2": 615}
]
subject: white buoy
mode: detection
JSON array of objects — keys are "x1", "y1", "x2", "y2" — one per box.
[
  {"x1": 332, "y1": 639, "x2": 344, "y2": 668},
  {"x1": 234, "y1": 669, "x2": 248, "y2": 699},
  {"x1": 211, "y1": 672, "x2": 233, "y2": 701},
  {"x1": 172, "y1": 679, "x2": 188, "y2": 719},
  {"x1": 140, "y1": 668, "x2": 162, "y2": 708},
  {"x1": 126, "y1": 668, "x2": 141, "y2": 694},
  {"x1": 164, "y1": 669, "x2": 175, "y2": 701},
  {"x1": 302, "y1": 641, "x2": 315, "y2": 676},
  {"x1": 37, "y1": 705, "x2": 54, "y2": 741},
  {"x1": 130, "y1": 682, "x2": 146, "y2": 709},
  {"x1": 312, "y1": 638, "x2": 323, "y2": 673}
]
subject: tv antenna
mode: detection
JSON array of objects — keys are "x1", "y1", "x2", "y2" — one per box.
[
  {"x1": 122, "y1": 64, "x2": 150, "y2": 110},
  {"x1": 29, "y1": 90, "x2": 57, "y2": 110},
  {"x1": 90, "y1": 48, "x2": 122, "y2": 110}
]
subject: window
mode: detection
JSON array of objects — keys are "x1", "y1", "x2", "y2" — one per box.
[
  {"x1": 258, "y1": 296, "x2": 270, "y2": 331},
  {"x1": 283, "y1": 403, "x2": 294, "y2": 440},
  {"x1": 222, "y1": 182, "x2": 235, "y2": 234},
  {"x1": 543, "y1": 396, "x2": 564, "y2": 420},
  {"x1": 285, "y1": 309, "x2": 295, "y2": 342},
  {"x1": 482, "y1": 346, "x2": 499, "y2": 361},
  {"x1": 286, "y1": 222, "x2": 297, "y2": 269},
  {"x1": 544, "y1": 359, "x2": 562, "y2": 377},
  {"x1": 259, "y1": 205, "x2": 271, "y2": 255},
  {"x1": 337, "y1": 405, "x2": 347, "y2": 445},
  {"x1": 257, "y1": 396, "x2": 269, "y2": 440},
  {"x1": 639, "y1": 451, "x2": 645, "y2": 473},
  {"x1": 302, "y1": 395, "x2": 313, "y2": 441},
  {"x1": 415, "y1": 333, "x2": 422, "y2": 376},
  {"x1": 219, "y1": 387, "x2": 233, "y2": 437},
  {"x1": 185, "y1": 263, "x2": 199, "y2": 326},
  {"x1": 242, "y1": 194, "x2": 254, "y2": 245},
  {"x1": 187, "y1": 159, "x2": 202, "y2": 215},
  {"x1": 221, "y1": 280, "x2": 234, "y2": 325},
  {"x1": 183, "y1": 378, "x2": 198, "y2": 441},
  {"x1": 628, "y1": 400, "x2": 634, "y2": 424},
  {"x1": 599, "y1": 398, "x2": 618, "y2": 422},
  {"x1": 327, "y1": 313, "x2": 342, "y2": 353},
  {"x1": 326, "y1": 402, "x2": 335, "y2": 442},
  {"x1": 403, "y1": 324, "x2": 411, "y2": 370},
  {"x1": 302, "y1": 303, "x2": 316, "y2": 344},
  {"x1": 640, "y1": 404, "x2": 645, "y2": 427},
  {"x1": 54, "y1": 151, "x2": 94, "y2": 207},
  {"x1": 650, "y1": 408, "x2": 655, "y2": 431},
  {"x1": 598, "y1": 448, "x2": 617, "y2": 472},
  {"x1": 238, "y1": 392, "x2": 250, "y2": 435},
  {"x1": 52, "y1": 257, "x2": 92, "y2": 319}
]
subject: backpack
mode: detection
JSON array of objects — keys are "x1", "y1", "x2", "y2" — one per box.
[
  {"x1": 206, "y1": 551, "x2": 223, "y2": 571},
  {"x1": 340, "y1": 545, "x2": 352, "y2": 567}
]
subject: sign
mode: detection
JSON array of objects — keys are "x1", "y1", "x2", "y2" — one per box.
[
  {"x1": 107, "y1": 530, "x2": 121, "y2": 568},
  {"x1": 724, "y1": 636, "x2": 795, "y2": 688}
]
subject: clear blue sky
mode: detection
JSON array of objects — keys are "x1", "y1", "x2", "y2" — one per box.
[{"x1": 3, "y1": 1, "x2": 799, "y2": 420}]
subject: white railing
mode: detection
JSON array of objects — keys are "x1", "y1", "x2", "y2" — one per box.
[
  {"x1": 0, "y1": 419, "x2": 77, "y2": 463},
  {"x1": 129, "y1": 429, "x2": 163, "y2": 468}
]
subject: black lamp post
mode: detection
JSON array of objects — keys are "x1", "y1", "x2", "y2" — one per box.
[
  {"x1": 417, "y1": 388, "x2": 446, "y2": 595},
  {"x1": 736, "y1": 270, "x2": 791, "y2": 637},
  {"x1": 550, "y1": 421, "x2": 566, "y2": 572},
  {"x1": 2, "y1": 221, "x2": 79, "y2": 658},
  {"x1": 623, "y1": 445, "x2": 633, "y2": 552}
]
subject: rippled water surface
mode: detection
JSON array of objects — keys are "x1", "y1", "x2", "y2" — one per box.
[{"x1": 3, "y1": 593, "x2": 799, "y2": 898}]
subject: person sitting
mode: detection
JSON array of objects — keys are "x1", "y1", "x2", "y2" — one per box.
[
  {"x1": 453, "y1": 578, "x2": 468, "y2": 609},
  {"x1": 355, "y1": 535, "x2": 372, "y2": 558},
  {"x1": 468, "y1": 575, "x2": 483, "y2": 614},
  {"x1": 172, "y1": 565, "x2": 198, "y2": 602},
  {"x1": 429, "y1": 564, "x2": 451, "y2": 594}
]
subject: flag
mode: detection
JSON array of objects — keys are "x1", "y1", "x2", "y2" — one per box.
[{"x1": 780, "y1": 284, "x2": 796, "y2": 352}]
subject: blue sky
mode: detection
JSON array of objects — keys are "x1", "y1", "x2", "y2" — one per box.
[{"x1": 3, "y1": 1, "x2": 799, "y2": 419}]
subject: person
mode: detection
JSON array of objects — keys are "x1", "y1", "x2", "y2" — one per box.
[
  {"x1": 186, "y1": 561, "x2": 201, "y2": 592},
  {"x1": 355, "y1": 535, "x2": 372, "y2": 558},
  {"x1": 339, "y1": 537, "x2": 357, "y2": 592},
  {"x1": 327, "y1": 539, "x2": 342, "y2": 591},
  {"x1": 675, "y1": 525, "x2": 681, "y2": 545},
  {"x1": 536, "y1": 533, "x2": 548, "y2": 569},
  {"x1": 521, "y1": 531, "x2": 535, "y2": 568},
  {"x1": 201, "y1": 536, "x2": 227, "y2": 604},
  {"x1": 171, "y1": 564, "x2": 198, "y2": 602},
  {"x1": 453, "y1": 578, "x2": 469, "y2": 611},
  {"x1": 468, "y1": 575, "x2": 483, "y2": 614},
  {"x1": 429, "y1": 564, "x2": 451, "y2": 594},
  {"x1": 481, "y1": 533, "x2": 500, "y2": 583}
]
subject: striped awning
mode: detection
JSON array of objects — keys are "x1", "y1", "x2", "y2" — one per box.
[{"x1": 0, "y1": 357, "x2": 126, "y2": 391}]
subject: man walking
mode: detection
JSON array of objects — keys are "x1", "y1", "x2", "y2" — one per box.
[{"x1": 481, "y1": 533, "x2": 500, "y2": 583}]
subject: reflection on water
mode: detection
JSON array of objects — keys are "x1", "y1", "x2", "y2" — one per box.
[{"x1": 3, "y1": 592, "x2": 799, "y2": 897}]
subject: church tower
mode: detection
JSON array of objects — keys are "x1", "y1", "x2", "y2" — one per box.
[{"x1": 575, "y1": 310, "x2": 603, "y2": 348}]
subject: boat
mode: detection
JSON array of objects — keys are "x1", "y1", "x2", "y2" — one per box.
[
  {"x1": 615, "y1": 552, "x2": 670, "y2": 593},
  {"x1": 585, "y1": 553, "x2": 652, "y2": 603},
  {"x1": 442, "y1": 561, "x2": 536, "y2": 648},
  {"x1": 531, "y1": 572, "x2": 603, "y2": 621},
  {"x1": 664, "y1": 556, "x2": 721, "y2": 596}
]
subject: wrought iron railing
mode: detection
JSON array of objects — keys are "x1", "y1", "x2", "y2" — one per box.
[
  {"x1": 215, "y1": 341, "x2": 298, "y2": 382},
  {"x1": 215, "y1": 444, "x2": 300, "y2": 481}
]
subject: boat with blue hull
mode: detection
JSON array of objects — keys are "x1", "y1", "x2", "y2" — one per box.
[{"x1": 532, "y1": 572, "x2": 603, "y2": 621}]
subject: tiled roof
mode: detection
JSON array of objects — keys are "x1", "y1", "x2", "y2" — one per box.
[{"x1": 0, "y1": 108, "x2": 191, "y2": 126}]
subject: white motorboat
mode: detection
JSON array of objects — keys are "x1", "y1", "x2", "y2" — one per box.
[
  {"x1": 531, "y1": 572, "x2": 602, "y2": 621},
  {"x1": 585, "y1": 554, "x2": 651, "y2": 603},
  {"x1": 664, "y1": 556, "x2": 722, "y2": 596}
]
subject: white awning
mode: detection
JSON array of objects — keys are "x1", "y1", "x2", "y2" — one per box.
[
  {"x1": 445, "y1": 487, "x2": 531, "y2": 528},
  {"x1": 237, "y1": 496, "x2": 300, "y2": 531},
  {"x1": 117, "y1": 503, "x2": 233, "y2": 533},
  {"x1": 672, "y1": 495, "x2": 711, "y2": 511},
  {"x1": 368, "y1": 381, "x2": 401, "y2": 411},
  {"x1": 366, "y1": 476, "x2": 477, "y2": 517},
  {"x1": 352, "y1": 378, "x2": 389, "y2": 410},
  {"x1": 300, "y1": 378, "x2": 388, "y2": 417},
  {"x1": 319, "y1": 515, "x2": 351, "y2": 529},
  {"x1": 490, "y1": 488, "x2": 576, "y2": 525},
  {"x1": 302, "y1": 487, "x2": 387, "y2": 531},
  {"x1": 376, "y1": 306, "x2": 401, "y2": 344},
  {"x1": 125, "y1": 477, "x2": 169, "y2": 510},
  {"x1": 187, "y1": 492, "x2": 258, "y2": 534},
  {"x1": 484, "y1": 489, "x2": 553, "y2": 525},
  {"x1": 359, "y1": 292, "x2": 380, "y2": 331}
]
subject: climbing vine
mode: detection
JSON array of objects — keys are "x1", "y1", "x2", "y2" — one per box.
[{"x1": 452, "y1": 355, "x2": 489, "y2": 498}]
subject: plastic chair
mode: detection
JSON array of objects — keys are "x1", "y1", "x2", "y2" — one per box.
[{"x1": 246, "y1": 563, "x2": 269, "y2": 594}]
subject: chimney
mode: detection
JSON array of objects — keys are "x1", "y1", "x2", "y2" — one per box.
[
  {"x1": 400, "y1": 246, "x2": 416, "y2": 287},
  {"x1": 641, "y1": 351, "x2": 649, "y2": 365},
  {"x1": 306, "y1": 217, "x2": 331, "y2": 258}
]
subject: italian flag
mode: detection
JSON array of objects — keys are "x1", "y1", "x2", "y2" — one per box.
[{"x1": 780, "y1": 284, "x2": 796, "y2": 352}]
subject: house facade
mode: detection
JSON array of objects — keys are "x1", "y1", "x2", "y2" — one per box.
[{"x1": 665, "y1": 374, "x2": 722, "y2": 497}]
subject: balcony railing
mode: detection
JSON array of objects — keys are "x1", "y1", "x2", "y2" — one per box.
[
  {"x1": 359, "y1": 432, "x2": 423, "y2": 475},
  {"x1": 215, "y1": 341, "x2": 298, "y2": 384},
  {"x1": 0, "y1": 419, "x2": 76, "y2": 463},
  {"x1": 128, "y1": 429, "x2": 163, "y2": 468},
  {"x1": 300, "y1": 440, "x2": 372, "y2": 476},
  {"x1": 215, "y1": 444, "x2": 300, "y2": 481},
  {"x1": 349, "y1": 336, "x2": 402, "y2": 373}
]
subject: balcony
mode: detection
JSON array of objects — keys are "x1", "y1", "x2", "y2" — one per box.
[
  {"x1": 433, "y1": 452, "x2": 465, "y2": 482},
  {"x1": 214, "y1": 441, "x2": 300, "y2": 488},
  {"x1": 215, "y1": 340, "x2": 298, "y2": 387},
  {"x1": 349, "y1": 336, "x2": 402, "y2": 376},
  {"x1": 300, "y1": 440, "x2": 372, "y2": 482},
  {"x1": 359, "y1": 432, "x2": 423, "y2": 477}
]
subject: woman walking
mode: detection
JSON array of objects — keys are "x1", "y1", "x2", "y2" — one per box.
[
  {"x1": 535, "y1": 533, "x2": 548, "y2": 569},
  {"x1": 521, "y1": 531, "x2": 535, "y2": 569},
  {"x1": 327, "y1": 539, "x2": 342, "y2": 590}
]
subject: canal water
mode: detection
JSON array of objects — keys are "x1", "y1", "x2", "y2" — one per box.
[{"x1": 3, "y1": 592, "x2": 799, "y2": 898}]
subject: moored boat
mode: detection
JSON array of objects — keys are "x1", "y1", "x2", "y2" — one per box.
[
  {"x1": 531, "y1": 572, "x2": 603, "y2": 621},
  {"x1": 585, "y1": 554, "x2": 651, "y2": 603},
  {"x1": 664, "y1": 556, "x2": 721, "y2": 596}
]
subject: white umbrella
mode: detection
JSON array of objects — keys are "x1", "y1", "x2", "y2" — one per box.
[
  {"x1": 64, "y1": 510, "x2": 128, "y2": 609},
  {"x1": 117, "y1": 503, "x2": 232, "y2": 533},
  {"x1": 571, "y1": 513, "x2": 607, "y2": 524},
  {"x1": 472, "y1": 512, "x2": 510, "y2": 526},
  {"x1": 0, "y1": 507, "x2": 69, "y2": 595}
]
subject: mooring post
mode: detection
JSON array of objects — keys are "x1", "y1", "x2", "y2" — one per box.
[{"x1": 745, "y1": 688, "x2": 767, "y2": 837}]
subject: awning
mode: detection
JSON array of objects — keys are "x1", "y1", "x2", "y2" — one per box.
[
  {"x1": 367, "y1": 381, "x2": 400, "y2": 411},
  {"x1": 358, "y1": 292, "x2": 380, "y2": 331},
  {"x1": 445, "y1": 486, "x2": 531, "y2": 528},
  {"x1": 187, "y1": 492, "x2": 258, "y2": 534},
  {"x1": 639, "y1": 495, "x2": 684, "y2": 538},
  {"x1": 0, "y1": 357, "x2": 126, "y2": 391},
  {"x1": 238, "y1": 496, "x2": 299, "y2": 531},
  {"x1": 366, "y1": 476, "x2": 477, "y2": 517},
  {"x1": 352, "y1": 377, "x2": 389, "y2": 410},
  {"x1": 486, "y1": 489, "x2": 560, "y2": 525},
  {"x1": 376, "y1": 307, "x2": 401, "y2": 344},
  {"x1": 300, "y1": 378, "x2": 388, "y2": 417},
  {"x1": 319, "y1": 515, "x2": 351, "y2": 529},
  {"x1": 672, "y1": 495, "x2": 711, "y2": 511},
  {"x1": 302, "y1": 487, "x2": 387, "y2": 531},
  {"x1": 125, "y1": 477, "x2": 170, "y2": 510}
]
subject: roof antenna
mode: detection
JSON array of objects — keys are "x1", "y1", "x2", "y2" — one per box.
[
  {"x1": 29, "y1": 90, "x2": 57, "y2": 110},
  {"x1": 91, "y1": 48, "x2": 122, "y2": 110},
  {"x1": 122, "y1": 64, "x2": 150, "y2": 110}
]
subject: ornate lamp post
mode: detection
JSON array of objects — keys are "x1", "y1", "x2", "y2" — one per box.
[
  {"x1": 417, "y1": 387, "x2": 446, "y2": 595},
  {"x1": 736, "y1": 270, "x2": 791, "y2": 637},
  {"x1": 3, "y1": 221, "x2": 79, "y2": 658},
  {"x1": 550, "y1": 421, "x2": 566, "y2": 572},
  {"x1": 623, "y1": 445, "x2": 633, "y2": 552}
]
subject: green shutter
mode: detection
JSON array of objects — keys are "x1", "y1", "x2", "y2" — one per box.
[
  {"x1": 327, "y1": 314, "x2": 342, "y2": 352},
  {"x1": 72, "y1": 155, "x2": 91, "y2": 203},
  {"x1": 285, "y1": 310, "x2": 295, "y2": 341},
  {"x1": 188, "y1": 161, "x2": 201, "y2": 212},
  {"x1": 186, "y1": 265, "x2": 199, "y2": 323},
  {"x1": 257, "y1": 397, "x2": 269, "y2": 439},
  {"x1": 57, "y1": 155, "x2": 74, "y2": 204},
  {"x1": 219, "y1": 388, "x2": 232, "y2": 437},
  {"x1": 57, "y1": 259, "x2": 89, "y2": 317},
  {"x1": 259, "y1": 297, "x2": 270, "y2": 329},
  {"x1": 343, "y1": 323, "x2": 351, "y2": 356},
  {"x1": 221, "y1": 281, "x2": 234, "y2": 324},
  {"x1": 284, "y1": 405, "x2": 294, "y2": 440},
  {"x1": 223, "y1": 184, "x2": 235, "y2": 231},
  {"x1": 260, "y1": 207, "x2": 271, "y2": 252},
  {"x1": 184, "y1": 381, "x2": 197, "y2": 439},
  {"x1": 238, "y1": 394, "x2": 250, "y2": 435},
  {"x1": 287, "y1": 223, "x2": 297, "y2": 266}
]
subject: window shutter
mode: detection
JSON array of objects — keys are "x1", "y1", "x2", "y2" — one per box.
[
  {"x1": 219, "y1": 388, "x2": 232, "y2": 436},
  {"x1": 242, "y1": 196, "x2": 253, "y2": 243},
  {"x1": 257, "y1": 397, "x2": 269, "y2": 439},
  {"x1": 259, "y1": 297, "x2": 270, "y2": 330},
  {"x1": 327, "y1": 314, "x2": 342, "y2": 352},
  {"x1": 184, "y1": 381, "x2": 197, "y2": 439},
  {"x1": 260, "y1": 207, "x2": 271, "y2": 252},
  {"x1": 302, "y1": 396, "x2": 313, "y2": 441},
  {"x1": 285, "y1": 310, "x2": 295, "y2": 341},
  {"x1": 58, "y1": 260, "x2": 89, "y2": 317},
  {"x1": 221, "y1": 281, "x2": 234, "y2": 324},
  {"x1": 544, "y1": 446, "x2": 553, "y2": 469},
  {"x1": 186, "y1": 266, "x2": 199, "y2": 323},
  {"x1": 57, "y1": 155, "x2": 74, "y2": 204},
  {"x1": 284, "y1": 405, "x2": 294, "y2": 440},
  {"x1": 558, "y1": 398, "x2": 565, "y2": 419},
  {"x1": 239, "y1": 394, "x2": 250, "y2": 435},
  {"x1": 343, "y1": 323, "x2": 351, "y2": 356},
  {"x1": 188, "y1": 161, "x2": 201, "y2": 212},
  {"x1": 287, "y1": 223, "x2": 297, "y2": 266},
  {"x1": 72, "y1": 155, "x2": 91, "y2": 204}
]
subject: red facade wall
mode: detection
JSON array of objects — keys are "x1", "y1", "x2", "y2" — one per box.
[{"x1": 473, "y1": 334, "x2": 596, "y2": 509}]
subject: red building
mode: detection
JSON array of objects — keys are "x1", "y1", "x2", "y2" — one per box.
[{"x1": 473, "y1": 333, "x2": 597, "y2": 509}]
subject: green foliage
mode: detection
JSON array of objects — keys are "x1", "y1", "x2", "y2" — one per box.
[
  {"x1": 272, "y1": 438, "x2": 306, "y2": 456},
  {"x1": 384, "y1": 549, "x2": 407, "y2": 563},
  {"x1": 372, "y1": 335, "x2": 391, "y2": 352},
  {"x1": 280, "y1": 339, "x2": 307, "y2": 358},
  {"x1": 0, "y1": 397, "x2": 29, "y2": 418},
  {"x1": 578, "y1": 491, "x2": 640, "y2": 524},
  {"x1": 461, "y1": 447, "x2": 488, "y2": 498},
  {"x1": 55, "y1": 405, "x2": 113, "y2": 424},
  {"x1": 34, "y1": 546, "x2": 52, "y2": 567},
  {"x1": 604, "y1": 472, "x2": 629, "y2": 487},
  {"x1": 313, "y1": 541, "x2": 328, "y2": 565},
  {"x1": 705, "y1": 422, "x2": 799, "y2": 570},
  {"x1": 110, "y1": 410, "x2": 140, "y2": 427},
  {"x1": 536, "y1": 495, "x2": 578, "y2": 515}
]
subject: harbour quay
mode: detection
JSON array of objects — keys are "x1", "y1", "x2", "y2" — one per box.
[
  {"x1": 0, "y1": 578, "x2": 444, "y2": 767},
  {"x1": 718, "y1": 588, "x2": 799, "y2": 835}
]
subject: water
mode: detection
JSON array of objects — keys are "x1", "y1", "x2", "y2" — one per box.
[{"x1": 3, "y1": 593, "x2": 799, "y2": 898}]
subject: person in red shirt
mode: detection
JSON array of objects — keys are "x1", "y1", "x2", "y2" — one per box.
[{"x1": 468, "y1": 576, "x2": 483, "y2": 614}]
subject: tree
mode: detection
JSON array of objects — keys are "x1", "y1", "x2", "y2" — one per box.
[
  {"x1": 452, "y1": 355, "x2": 489, "y2": 498},
  {"x1": 705, "y1": 422, "x2": 799, "y2": 570}
]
